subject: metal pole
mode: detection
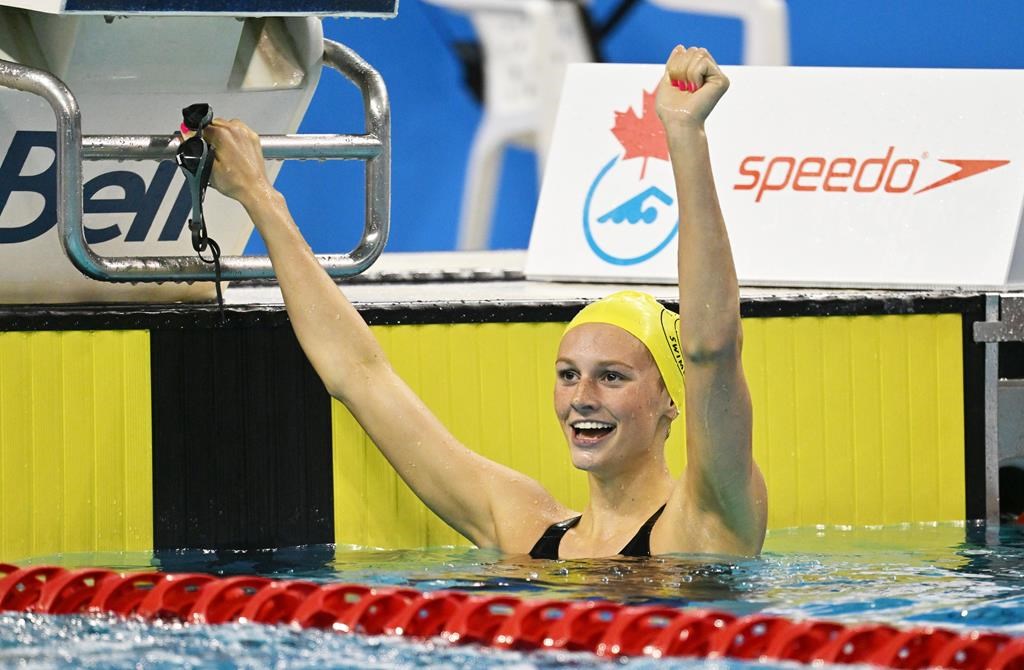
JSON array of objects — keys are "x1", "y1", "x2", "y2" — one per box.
[
  {"x1": 984, "y1": 293, "x2": 1001, "y2": 525},
  {"x1": 81, "y1": 134, "x2": 384, "y2": 161}
]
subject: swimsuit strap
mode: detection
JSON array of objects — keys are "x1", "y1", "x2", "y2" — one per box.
[
  {"x1": 528, "y1": 515, "x2": 582, "y2": 559},
  {"x1": 528, "y1": 503, "x2": 668, "y2": 560},
  {"x1": 618, "y1": 503, "x2": 667, "y2": 557}
]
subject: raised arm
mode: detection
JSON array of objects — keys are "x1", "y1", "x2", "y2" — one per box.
[
  {"x1": 655, "y1": 48, "x2": 767, "y2": 554},
  {"x1": 204, "y1": 119, "x2": 564, "y2": 550}
]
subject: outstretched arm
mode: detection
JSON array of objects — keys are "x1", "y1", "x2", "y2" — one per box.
[
  {"x1": 204, "y1": 119, "x2": 564, "y2": 551},
  {"x1": 656, "y1": 48, "x2": 767, "y2": 554}
]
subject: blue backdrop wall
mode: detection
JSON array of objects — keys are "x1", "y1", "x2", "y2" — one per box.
[{"x1": 255, "y1": 0, "x2": 1024, "y2": 255}]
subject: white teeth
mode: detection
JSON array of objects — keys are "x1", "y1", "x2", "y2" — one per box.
[{"x1": 573, "y1": 421, "x2": 614, "y2": 430}]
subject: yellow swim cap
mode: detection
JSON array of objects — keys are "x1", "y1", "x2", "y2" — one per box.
[{"x1": 564, "y1": 290, "x2": 685, "y2": 409}]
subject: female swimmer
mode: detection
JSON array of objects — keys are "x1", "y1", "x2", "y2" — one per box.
[{"x1": 205, "y1": 46, "x2": 767, "y2": 559}]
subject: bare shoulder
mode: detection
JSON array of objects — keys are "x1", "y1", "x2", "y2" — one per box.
[
  {"x1": 651, "y1": 467, "x2": 767, "y2": 556},
  {"x1": 486, "y1": 471, "x2": 575, "y2": 555}
]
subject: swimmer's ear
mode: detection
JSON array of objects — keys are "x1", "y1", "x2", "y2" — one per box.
[
  {"x1": 657, "y1": 378, "x2": 679, "y2": 420},
  {"x1": 664, "y1": 398, "x2": 679, "y2": 439},
  {"x1": 665, "y1": 394, "x2": 680, "y2": 421}
]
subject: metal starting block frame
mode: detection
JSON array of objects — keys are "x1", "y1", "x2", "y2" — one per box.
[
  {"x1": 0, "y1": 11, "x2": 391, "y2": 282},
  {"x1": 971, "y1": 294, "x2": 1024, "y2": 524},
  {"x1": 975, "y1": 296, "x2": 1024, "y2": 344}
]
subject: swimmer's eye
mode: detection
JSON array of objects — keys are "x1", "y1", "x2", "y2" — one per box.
[
  {"x1": 601, "y1": 371, "x2": 625, "y2": 383},
  {"x1": 556, "y1": 368, "x2": 579, "y2": 382}
]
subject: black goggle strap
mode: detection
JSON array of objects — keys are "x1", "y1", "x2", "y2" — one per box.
[
  {"x1": 175, "y1": 135, "x2": 214, "y2": 252},
  {"x1": 175, "y1": 120, "x2": 225, "y2": 323}
]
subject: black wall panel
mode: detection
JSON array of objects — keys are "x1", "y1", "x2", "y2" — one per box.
[{"x1": 151, "y1": 325, "x2": 334, "y2": 550}]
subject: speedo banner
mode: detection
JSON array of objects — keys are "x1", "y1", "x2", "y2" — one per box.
[{"x1": 526, "y1": 64, "x2": 1024, "y2": 289}]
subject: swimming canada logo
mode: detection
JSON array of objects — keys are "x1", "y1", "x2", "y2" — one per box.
[{"x1": 583, "y1": 90, "x2": 678, "y2": 266}]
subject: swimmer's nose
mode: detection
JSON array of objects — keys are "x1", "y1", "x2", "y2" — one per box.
[{"x1": 570, "y1": 378, "x2": 599, "y2": 413}]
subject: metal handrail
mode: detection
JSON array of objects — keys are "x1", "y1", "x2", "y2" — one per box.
[{"x1": 0, "y1": 38, "x2": 390, "y2": 282}]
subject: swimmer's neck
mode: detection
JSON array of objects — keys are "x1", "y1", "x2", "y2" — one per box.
[{"x1": 579, "y1": 456, "x2": 673, "y2": 538}]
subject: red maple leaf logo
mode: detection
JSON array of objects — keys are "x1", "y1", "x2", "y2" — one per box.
[{"x1": 610, "y1": 89, "x2": 668, "y2": 180}]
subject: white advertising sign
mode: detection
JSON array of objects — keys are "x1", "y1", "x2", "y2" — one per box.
[{"x1": 527, "y1": 64, "x2": 1024, "y2": 289}]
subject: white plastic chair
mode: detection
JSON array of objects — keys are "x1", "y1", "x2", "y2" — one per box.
[
  {"x1": 646, "y1": 0, "x2": 789, "y2": 66},
  {"x1": 427, "y1": 0, "x2": 788, "y2": 250},
  {"x1": 424, "y1": 0, "x2": 593, "y2": 250}
]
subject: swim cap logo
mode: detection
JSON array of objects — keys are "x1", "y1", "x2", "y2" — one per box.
[
  {"x1": 583, "y1": 90, "x2": 678, "y2": 266},
  {"x1": 659, "y1": 310, "x2": 685, "y2": 378}
]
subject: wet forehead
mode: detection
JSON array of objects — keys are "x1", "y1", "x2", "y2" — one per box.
[{"x1": 558, "y1": 322, "x2": 655, "y2": 368}]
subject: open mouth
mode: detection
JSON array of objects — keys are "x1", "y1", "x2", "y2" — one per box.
[{"x1": 571, "y1": 420, "x2": 616, "y2": 445}]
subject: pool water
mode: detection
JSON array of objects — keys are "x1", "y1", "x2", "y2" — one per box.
[{"x1": 2, "y1": 521, "x2": 1024, "y2": 668}]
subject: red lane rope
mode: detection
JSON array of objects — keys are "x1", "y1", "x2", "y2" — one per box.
[{"x1": 0, "y1": 563, "x2": 1020, "y2": 668}]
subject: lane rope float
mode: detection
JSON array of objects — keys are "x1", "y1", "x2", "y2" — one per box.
[{"x1": 0, "y1": 563, "x2": 1020, "y2": 668}]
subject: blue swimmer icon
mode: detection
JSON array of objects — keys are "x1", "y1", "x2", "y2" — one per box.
[
  {"x1": 583, "y1": 156, "x2": 679, "y2": 265},
  {"x1": 597, "y1": 187, "x2": 674, "y2": 224}
]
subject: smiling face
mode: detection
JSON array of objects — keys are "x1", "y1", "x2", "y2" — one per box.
[{"x1": 554, "y1": 323, "x2": 679, "y2": 475}]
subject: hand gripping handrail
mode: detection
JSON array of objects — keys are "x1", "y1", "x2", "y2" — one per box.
[{"x1": 0, "y1": 39, "x2": 390, "y2": 282}]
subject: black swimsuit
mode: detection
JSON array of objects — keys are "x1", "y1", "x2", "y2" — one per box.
[{"x1": 529, "y1": 504, "x2": 667, "y2": 559}]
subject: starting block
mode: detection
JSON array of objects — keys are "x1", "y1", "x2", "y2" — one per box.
[{"x1": 0, "y1": 1, "x2": 395, "y2": 303}]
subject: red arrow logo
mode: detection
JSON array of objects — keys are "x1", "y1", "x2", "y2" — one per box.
[{"x1": 914, "y1": 159, "x2": 1010, "y2": 194}]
